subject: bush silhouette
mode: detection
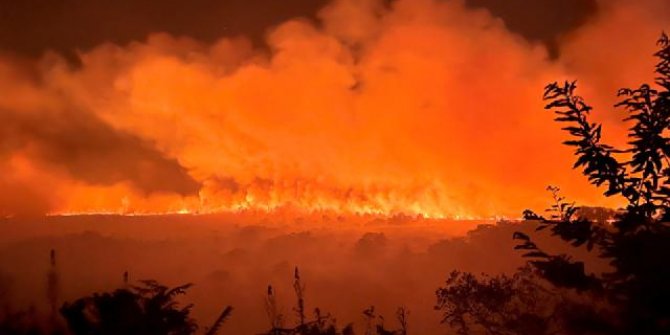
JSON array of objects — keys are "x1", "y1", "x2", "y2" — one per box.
[
  {"x1": 436, "y1": 33, "x2": 670, "y2": 335},
  {"x1": 2, "y1": 255, "x2": 409, "y2": 334},
  {"x1": 61, "y1": 280, "x2": 198, "y2": 335},
  {"x1": 262, "y1": 267, "x2": 356, "y2": 335},
  {"x1": 262, "y1": 267, "x2": 408, "y2": 335}
]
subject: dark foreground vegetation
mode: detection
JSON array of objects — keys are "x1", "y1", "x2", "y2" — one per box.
[
  {"x1": 2, "y1": 34, "x2": 670, "y2": 335},
  {"x1": 1, "y1": 256, "x2": 407, "y2": 335},
  {"x1": 436, "y1": 33, "x2": 670, "y2": 335}
]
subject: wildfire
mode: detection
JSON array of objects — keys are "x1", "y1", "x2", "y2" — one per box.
[
  {"x1": 1, "y1": 0, "x2": 654, "y2": 219},
  {"x1": 49, "y1": 189, "x2": 463, "y2": 219}
]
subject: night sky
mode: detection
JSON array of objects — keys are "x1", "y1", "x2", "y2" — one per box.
[{"x1": 0, "y1": 0, "x2": 596, "y2": 58}]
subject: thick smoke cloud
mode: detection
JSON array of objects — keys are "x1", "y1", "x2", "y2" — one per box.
[
  {"x1": 0, "y1": 98, "x2": 200, "y2": 196},
  {"x1": 0, "y1": 58, "x2": 200, "y2": 216},
  {"x1": 559, "y1": 0, "x2": 670, "y2": 126},
  {"x1": 0, "y1": 0, "x2": 667, "y2": 216}
]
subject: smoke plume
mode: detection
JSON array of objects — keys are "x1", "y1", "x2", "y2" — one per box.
[{"x1": 0, "y1": 0, "x2": 667, "y2": 217}]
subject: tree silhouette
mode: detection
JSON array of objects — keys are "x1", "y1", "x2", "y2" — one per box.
[
  {"x1": 1, "y1": 263, "x2": 232, "y2": 335},
  {"x1": 436, "y1": 267, "x2": 555, "y2": 335},
  {"x1": 61, "y1": 280, "x2": 199, "y2": 335},
  {"x1": 437, "y1": 33, "x2": 670, "y2": 335}
]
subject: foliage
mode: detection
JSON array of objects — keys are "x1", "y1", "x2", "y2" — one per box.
[
  {"x1": 1, "y1": 263, "x2": 405, "y2": 335},
  {"x1": 437, "y1": 33, "x2": 670, "y2": 334},
  {"x1": 60, "y1": 280, "x2": 199, "y2": 335},
  {"x1": 436, "y1": 267, "x2": 550, "y2": 335},
  {"x1": 436, "y1": 265, "x2": 616, "y2": 335},
  {"x1": 262, "y1": 268, "x2": 407, "y2": 335},
  {"x1": 361, "y1": 306, "x2": 409, "y2": 335},
  {"x1": 263, "y1": 267, "x2": 354, "y2": 335},
  {"x1": 203, "y1": 306, "x2": 233, "y2": 335}
]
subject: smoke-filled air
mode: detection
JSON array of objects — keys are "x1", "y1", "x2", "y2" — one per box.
[
  {"x1": 0, "y1": 0, "x2": 664, "y2": 218},
  {"x1": 1, "y1": 0, "x2": 670, "y2": 334}
]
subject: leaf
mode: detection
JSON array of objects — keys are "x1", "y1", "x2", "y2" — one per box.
[
  {"x1": 512, "y1": 232, "x2": 530, "y2": 241},
  {"x1": 523, "y1": 251, "x2": 549, "y2": 259}
]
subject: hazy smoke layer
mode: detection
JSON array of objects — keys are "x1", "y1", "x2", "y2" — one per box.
[
  {"x1": 0, "y1": 0, "x2": 667, "y2": 217},
  {"x1": 0, "y1": 215, "x2": 608, "y2": 334}
]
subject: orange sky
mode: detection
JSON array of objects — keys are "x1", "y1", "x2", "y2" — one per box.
[{"x1": 0, "y1": 0, "x2": 668, "y2": 218}]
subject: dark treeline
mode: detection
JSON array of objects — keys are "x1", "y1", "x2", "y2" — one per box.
[
  {"x1": 2, "y1": 33, "x2": 670, "y2": 335},
  {"x1": 1, "y1": 255, "x2": 407, "y2": 335}
]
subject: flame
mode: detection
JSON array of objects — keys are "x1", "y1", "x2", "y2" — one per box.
[{"x1": 49, "y1": 185, "x2": 465, "y2": 219}]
